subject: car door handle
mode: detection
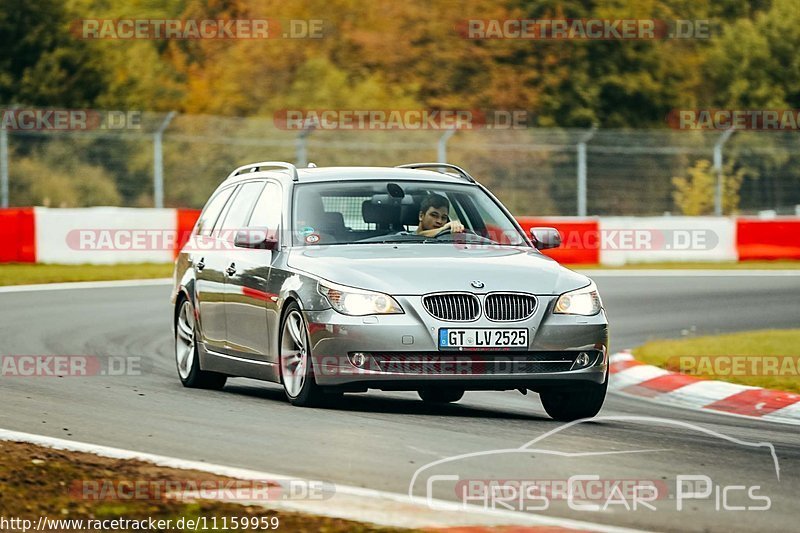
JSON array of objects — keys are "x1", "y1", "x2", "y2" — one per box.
[
  {"x1": 225, "y1": 263, "x2": 237, "y2": 276},
  {"x1": 195, "y1": 257, "x2": 205, "y2": 271}
]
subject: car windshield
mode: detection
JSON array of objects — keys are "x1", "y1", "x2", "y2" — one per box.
[{"x1": 292, "y1": 179, "x2": 528, "y2": 247}]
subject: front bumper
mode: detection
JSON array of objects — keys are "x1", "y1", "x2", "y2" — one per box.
[{"x1": 304, "y1": 295, "x2": 609, "y2": 390}]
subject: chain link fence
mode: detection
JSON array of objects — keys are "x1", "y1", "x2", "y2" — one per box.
[{"x1": 2, "y1": 110, "x2": 800, "y2": 216}]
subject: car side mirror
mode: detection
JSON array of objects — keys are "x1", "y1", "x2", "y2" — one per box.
[
  {"x1": 234, "y1": 229, "x2": 278, "y2": 250},
  {"x1": 530, "y1": 227, "x2": 561, "y2": 250}
]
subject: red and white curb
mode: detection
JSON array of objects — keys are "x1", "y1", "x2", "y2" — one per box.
[{"x1": 609, "y1": 351, "x2": 800, "y2": 426}]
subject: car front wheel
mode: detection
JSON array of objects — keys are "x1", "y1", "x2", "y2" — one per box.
[
  {"x1": 175, "y1": 298, "x2": 227, "y2": 390},
  {"x1": 539, "y1": 377, "x2": 607, "y2": 421},
  {"x1": 279, "y1": 302, "x2": 325, "y2": 407}
]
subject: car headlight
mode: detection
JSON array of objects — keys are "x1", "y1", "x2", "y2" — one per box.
[
  {"x1": 554, "y1": 281, "x2": 603, "y2": 316},
  {"x1": 318, "y1": 281, "x2": 403, "y2": 316}
]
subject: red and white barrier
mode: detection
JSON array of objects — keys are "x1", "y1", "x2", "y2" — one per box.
[
  {"x1": 597, "y1": 216, "x2": 738, "y2": 266},
  {"x1": 35, "y1": 207, "x2": 177, "y2": 264},
  {"x1": 736, "y1": 218, "x2": 800, "y2": 261},
  {"x1": 0, "y1": 207, "x2": 199, "y2": 264},
  {"x1": 527, "y1": 215, "x2": 799, "y2": 265},
  {"x1": 0, "y1": 208, "x2": 36, "y2": 263},
  {"x1": 0, "y1": 207, "x2": 798, "y2": 265}
]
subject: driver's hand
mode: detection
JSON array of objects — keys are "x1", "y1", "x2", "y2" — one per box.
[{"x1": 437, "y1": 221, "x2": 464, "y2": 235}]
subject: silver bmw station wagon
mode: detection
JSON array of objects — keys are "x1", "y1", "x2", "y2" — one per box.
[{"x1": 171, "y1": 162, "x2": 609, "y2": 420}]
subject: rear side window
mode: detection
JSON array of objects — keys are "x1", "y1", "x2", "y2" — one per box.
[
  {"x1": 196, "y1": 187, "x2": 235, "y2": 236},
  {"x1": 217, "y1": 181, "x2": 266, "y2": 240}
]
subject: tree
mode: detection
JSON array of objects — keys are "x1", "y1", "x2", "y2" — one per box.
[
  {"x1": 672, "y1": 159, "x2": 744, "y2": 215},
  {"x1": 0, "y1": 0, "x2": 106, "y2": 106},
  {"x1": 705, "y1": 0, "x2": 800, "y2": 108},
  {"x1": 9, "y1": 141, "x2": 121, "y2": 207}
]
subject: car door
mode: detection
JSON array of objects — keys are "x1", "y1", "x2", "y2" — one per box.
[
  {"x1": 225, "y1": 180, "x2": 282, "y2": 360},
  {"x1": 193, "y1": 185, "x2": 237, "y2": 354},
  {"x1": 212, "y1": 180, "x2": 266, "y2": 355}
]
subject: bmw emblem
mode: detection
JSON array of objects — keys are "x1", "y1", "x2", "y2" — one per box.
[{"x1": 471, "y1": 280, "x2": 485, "y2": 289}]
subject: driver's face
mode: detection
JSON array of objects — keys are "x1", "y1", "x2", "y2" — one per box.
[{"x1": 419, "y1": 206, "x2": 449, "y2": 231}]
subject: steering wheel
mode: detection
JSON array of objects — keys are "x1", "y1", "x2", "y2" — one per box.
[{"x1": 435, "y1": 227, "x2": 478, "y2": 238}]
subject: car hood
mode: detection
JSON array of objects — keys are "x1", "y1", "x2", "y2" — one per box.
[{"x1": 287, "y1": 244, "x2": 590, "y2": 295}]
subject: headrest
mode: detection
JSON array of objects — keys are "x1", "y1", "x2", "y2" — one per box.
[
  {"x1": 320, "y1": 211, "x2": 346, "y2": 231},
  {"x1": 362, "y1": 200, "x2": 401, "y2": 225},
  {"x1": 401, "y1": 201, "x2": 422, "y2": 225},
  {"x1": 296, "y1": 194, "x2": 325, "y2": 222}
]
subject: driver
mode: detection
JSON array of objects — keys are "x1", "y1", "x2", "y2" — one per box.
[{"x1": 415, "y1": 193, "x2": 465, "y2": 237}]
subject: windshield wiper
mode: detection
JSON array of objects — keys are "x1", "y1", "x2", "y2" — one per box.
[{"x1": 379, "y1": 238, "x2": 427, "y2": 244}]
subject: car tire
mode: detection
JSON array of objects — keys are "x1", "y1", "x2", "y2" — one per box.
[
  {"x1": 418, "y1": 388, "x2": 465, "y2": 403},
  {"x1": 175, "y1": 298, "x2": 227, "y2": 390},
  {"x1": 279, "y1": 302, "x2": 325, "y2": 407},
  {"x1": 539, "y1": 374, "x2": 607, "y2": 421}
]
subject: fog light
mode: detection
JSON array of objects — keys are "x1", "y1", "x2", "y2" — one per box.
[
  {"x1": 573, "y1": 352, "x2": 591, "y2": 368},
  {"x1": 350, "y1": 352, "x2": 367, "y2": 368}
]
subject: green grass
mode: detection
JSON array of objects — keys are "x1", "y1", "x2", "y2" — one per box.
[
  {"x1": 633, "y1": 329, "x2": 800, "y2": 393},
  {"x1": 570, "y1": 260, "x2": 800, "y2": 270},
  {"x1": 0, "y1": 263, "x2": 173, "y2": 286}
]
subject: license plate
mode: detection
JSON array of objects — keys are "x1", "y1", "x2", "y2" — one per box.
[{"x1": 438, "y1": 328, "x2": 528, "y2": 350}]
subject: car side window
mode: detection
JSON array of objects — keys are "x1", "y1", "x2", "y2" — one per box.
[
  {"x1": 196, "y1": 186, "x2": 235, "y2": 237},
  {"x1": 216, "y1": 181, "x2": 266, "y2": 240},
  {"x1": 247, "y1": 181, "x2": 282, "y2": 232}
]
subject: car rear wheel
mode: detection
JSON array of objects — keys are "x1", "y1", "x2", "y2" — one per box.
[
  {"x1": 279, "y1": 302, "x2": 325, "y2": 407},
  {"x1": 175, "y1": 298, "x2": 227, "y2": 390},
  {"x1": 539, "y1": 376, "x2": 607, "y2": 421},
  {"x1": 418, "y1": 388, "x2": 464, "y2": 403}
]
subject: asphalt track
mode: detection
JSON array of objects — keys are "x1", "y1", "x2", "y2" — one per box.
[{"x1": 1, "y1": 272, "x2": 799, "y2": 532}]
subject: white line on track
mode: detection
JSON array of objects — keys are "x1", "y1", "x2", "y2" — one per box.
[
  {"x1": 0, "y1": 278, "x2": 172, "y2": 293},
  {"x1": 0, "y1": 428, "x2": 646, "y2": 532},
  {"x1": 578, "y1": 269, "x2": 800, "y2": 277}
]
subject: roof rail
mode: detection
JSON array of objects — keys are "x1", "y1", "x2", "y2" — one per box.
[
  {"x1": 395, "y1": 162, "x2": 475, "y2": 183},
  {"x1": 229, "y1": 161, "x2": 299, "y2": 181}
]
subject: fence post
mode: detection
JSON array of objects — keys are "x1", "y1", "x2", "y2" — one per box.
[
  {"x1": 576, "y1": 126, "x2": 597, "y2": 217},
  {"x1": 713, "y1": 127, "x2": 735, "y2": 216},
  {"x1": 437, "y1": 128, "x2": 456, "y2": 163},
  {"x1": 153, "y1": 111, "x2": 177, "y2": 209},
  {"x1": 0, "y1": 128, "x2": 7, "y2": 208},
  {"x1": 296, "y1": 125, "x2": 315, "y2": 167}
]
